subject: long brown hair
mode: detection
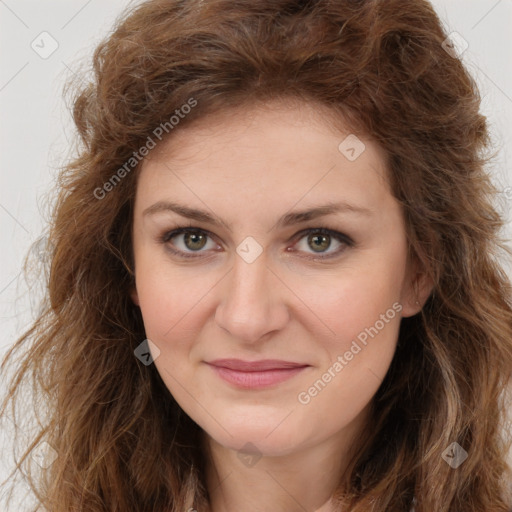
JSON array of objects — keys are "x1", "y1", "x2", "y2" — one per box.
[{"x1": 1, "y1": 0, "x2": 512, "y2": 510}]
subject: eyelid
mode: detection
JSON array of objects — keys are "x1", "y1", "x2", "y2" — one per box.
[
  {"x1": 291, "y1": 227, "x2": 353, "y2": 246},
  {"x1": 159, "y1": 225, "x2": 354, "y2": 260}
]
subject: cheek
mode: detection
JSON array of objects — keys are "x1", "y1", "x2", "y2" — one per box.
[
  {"x1": 293, "y1": 279, "x2": 403, "y2": 440},
  {"x1": 298, "y1": 281, "x2": 402, "y2": 407},
  {"x1": 288, "y1": 254, "x2": 405, "y2": 414},
  {"x1": 135, "y1": 265, "x2": 207, "y2": 399},
  {"x1": 135, "y1": 256, "x2": 215, "y2": 342},
  {"x1": 291, "y1": 258, "x2": 405, "y2": 353}
]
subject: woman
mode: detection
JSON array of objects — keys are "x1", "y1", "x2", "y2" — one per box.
[{"x1": 1, "y1": 0, "x2": 511, "y2": 510}]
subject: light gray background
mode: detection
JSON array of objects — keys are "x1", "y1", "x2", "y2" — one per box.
[{"x1": 1, "y1": 1, "x2": 511, "y2": 509}]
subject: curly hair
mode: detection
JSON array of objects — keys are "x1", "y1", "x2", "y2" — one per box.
[{"x1": 1, "y1": 0, "x2": 512, "y2": 510}]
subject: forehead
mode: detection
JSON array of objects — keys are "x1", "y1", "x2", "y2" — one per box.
[{"x1": 135, "y1": 100, "x2": 394, "y2": 221}]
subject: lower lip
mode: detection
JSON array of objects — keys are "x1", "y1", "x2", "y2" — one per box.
[{"x1": 208, "y1": 364, "x2": 309, "y2": 389}]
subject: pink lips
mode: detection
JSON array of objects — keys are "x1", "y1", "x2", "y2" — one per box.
[{"x1": 206, "y1": 359, "x2": 310, "y2": 389}]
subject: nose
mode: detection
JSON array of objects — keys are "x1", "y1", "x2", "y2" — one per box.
[{"x1": 214, "y1": 252, "x2": 290, "y2": 343}]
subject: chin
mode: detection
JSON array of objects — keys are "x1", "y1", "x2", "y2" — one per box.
[{"x1": 203, "y1": 420, "x2": 307, "y2": 458}]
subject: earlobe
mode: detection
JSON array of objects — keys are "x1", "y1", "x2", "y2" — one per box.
[
  {"x1": 130, "y1": 287, "x2": 140, "y2": 306},
  {"x1": 401, "y1": 271, "x2": 434, "y2": 317},
  {"x1": 400, "y1": 252, "x2": 435, "y2": 319}
]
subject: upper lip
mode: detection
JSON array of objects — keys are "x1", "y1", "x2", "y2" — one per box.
[{"x1": 207, "y1": 359, "x2": 309, "y2": 372}]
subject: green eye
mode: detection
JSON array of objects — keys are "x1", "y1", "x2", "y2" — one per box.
[
  {"x1": 307, "y1": 232, "x2": 332, "y2": 252},
  {"x1": 181, "y1": 231, "x2": 208, "y2": 251},
  {"x1": 161, "y1": 228, "x2": 217, "y2": 258},
  {"x1": 291, "y1": 227, "x2": 353, "y2": 260}
]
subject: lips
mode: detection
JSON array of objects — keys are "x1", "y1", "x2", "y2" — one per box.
[
  {"x1": 207, "y1": 359, "x2": 309, "y2": 371},
  {"x1": 206, "y1": 359, "x2": 310, "y2": 389}
]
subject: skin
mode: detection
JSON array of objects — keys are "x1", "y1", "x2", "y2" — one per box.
[{"x1": 130, "y1": 99, "x2": 433, "y2": 512}]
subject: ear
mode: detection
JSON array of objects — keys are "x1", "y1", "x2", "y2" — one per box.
[
  {"x1": 130, "y1": 286, "x2": 140, "y2": 307},
  {"x1": 400, "y1": 256, "x2": 434, "y2": 318}
]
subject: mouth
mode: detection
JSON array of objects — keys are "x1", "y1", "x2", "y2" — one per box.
[{"x1": 205, "y1": 359, "x2": 311, "y2": 389}]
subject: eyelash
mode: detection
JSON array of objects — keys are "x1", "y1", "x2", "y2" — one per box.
[{"x1": 158, "y1": 224, "x2": 354, "y2": 261}]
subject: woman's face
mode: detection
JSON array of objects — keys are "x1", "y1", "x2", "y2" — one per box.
[{"x1": 130, "y1": 100, "x2": 428, "y2": 458}]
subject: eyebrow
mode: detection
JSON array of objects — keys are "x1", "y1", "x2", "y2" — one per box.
[{"x1": 142, "y1": 200, "x2": 374, "y2": 231}]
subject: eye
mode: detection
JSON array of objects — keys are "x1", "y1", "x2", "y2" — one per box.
[
  {"x1": 159, "y1": 225, "x2": 354, "y2": 260},
  {"x1": 290, "y1": 227, "x2": 353, "y2": 260},
  {"x1": 160, "y1": 227, "x2": 220, "y2": 259}
]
